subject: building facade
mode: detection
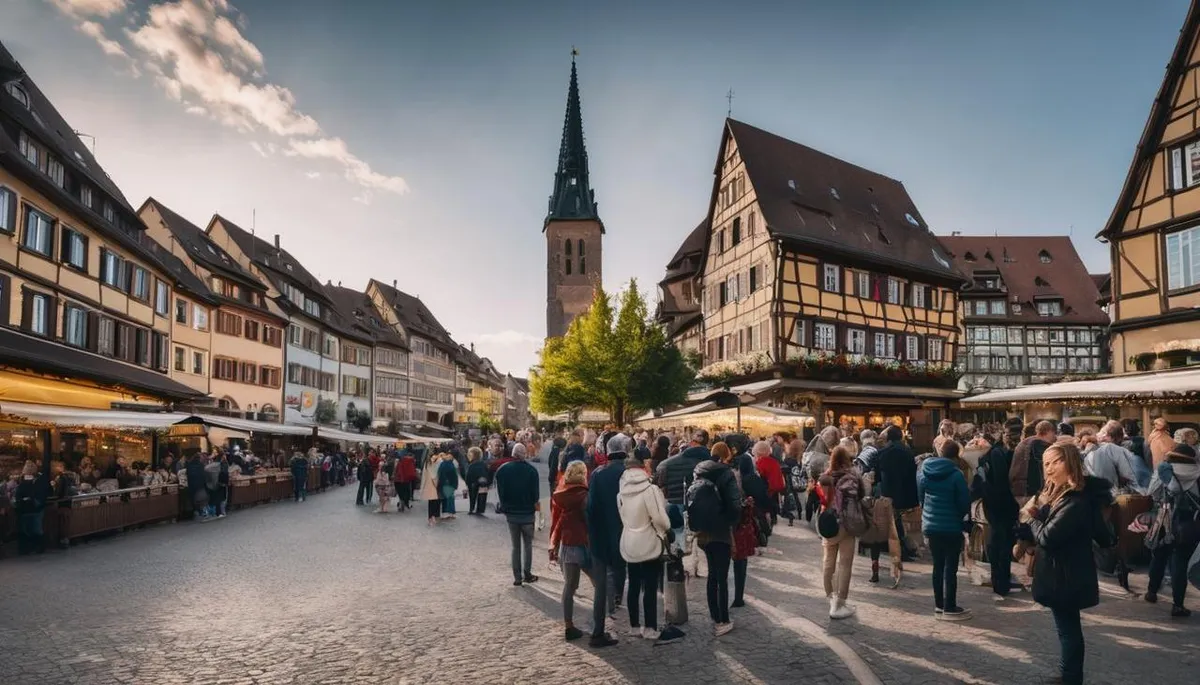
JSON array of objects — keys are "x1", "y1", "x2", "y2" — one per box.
[
  {"x1": 658, "y1": 220, "x2": 706, "y2": 358},
  {"x1": 454, "y1": 343, "x2": 504, "y2": 428},
  {"x1": 207, "y1": 219, "x2": 359, "y2": 425},
  {"x1": 545, "y1": 56, "x2": 603, "y2": 339},
  {"x1": 939, "y1": 236, "x2": 1109, "y2": 395},
  {"x1": 689, "y1": 119, "x2": 966, "y2": 446},
  {"x1": 139, "y1": 199, "x2": 286, "y2": 420},
  {"x1": 367, "y1": 279, "x2": 457, "y2": 430},
  {"x1": 0, "y1": 41, "x2": 201, "y2": 415},
  {"x1": 504, "y1": 374, "x2": 532, "y2": 429},
  {"x1": 1101, "y1": 1, "x2": 1200, "y2": 377},
  {"x1": 326, "y1": 284, "x2": 410, "y2": 429}
]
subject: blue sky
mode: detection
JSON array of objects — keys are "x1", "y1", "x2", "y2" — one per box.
[{"x1": 0, "y1": 0, "x2": 1190, "y2": 375}]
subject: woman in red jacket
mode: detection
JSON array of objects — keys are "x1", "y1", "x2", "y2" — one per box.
[
  {"x1": 393, "y1": 451, "x2": 418, "y2": 511},
  {"x1": 753, "y1": 441, "x2": 786, "y2": 526},
  {"x1": 549, "y1": 460, "x2": 597, "y2": 642}
]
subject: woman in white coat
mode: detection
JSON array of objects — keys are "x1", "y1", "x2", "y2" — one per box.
[{"x1": 618, "y1": 450, "x2": 671, "y2": 640}]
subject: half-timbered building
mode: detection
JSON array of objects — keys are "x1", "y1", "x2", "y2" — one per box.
[
  {"x1": 657, "y1": 220, "x2": 706, "y2": 358},
  {"x1": 695, "y1": 119, "x2": 967, "y2": 445},
  {"x1": 939, "y1": 236, "x2": 1109, "y2": 399},
  {"x1": 1101, "y1": 1, "x2": 1200, "y2": 378}
]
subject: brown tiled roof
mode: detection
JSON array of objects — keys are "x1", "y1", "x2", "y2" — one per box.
[
  {"x1": 725, "y1": 119, "x2": 964, "y2": 285},
  {"x1": 142, "y1": 199, "x2": 264, "y2": 293},
  {"x1": 215, "y1": 215, "x2": 331, "y2": 305},
  {"x1": 369, "y1": 279, "x2": 457, "y2": 354},
  {"x1": 1100, "y1": 2, "x2": 1200, "y2": 239},
  {"x1": 938, "y1": 235, "x2": 1109, "y2": 325},
  {"x1": 324, "y1": 285, "x2": 408, "y2": 350},
  {"x1": 666, "y1": 220, "x2": 707, "y2": 272}
]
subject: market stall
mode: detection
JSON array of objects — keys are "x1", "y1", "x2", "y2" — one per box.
[{"x1": 636, "y1": 401, "x2": 814, "y2": 438}]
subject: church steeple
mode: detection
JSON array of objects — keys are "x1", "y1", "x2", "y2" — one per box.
[{"x1": 545, "y1": 51, "x2": 603, "y2": 231}]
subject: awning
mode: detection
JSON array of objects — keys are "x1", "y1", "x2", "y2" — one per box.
[
  {"x1": 706, "y1": 378, "x2": 963, "y2": 401},
  {"x1": 317, "y1": 426, "x2": 396, "y2": 445},
  {"x1": 397, "y1": 432, "x2": 439, "y2": 444},
  {"x1": 0, "y1": 328, "x2": 206, "y2": 402},
  {"x1": 0, "y1": 401, "x2": 190, "y2": 430},
  {"x1": 959, "y1": 367, "x2": 1200, "y2": 405},
  {"x1": 180, "y1": 415, "x2": 314, "y2": 436},
  {"x1": 407, "y1": 420, "x2": 453, "y2": 435}
]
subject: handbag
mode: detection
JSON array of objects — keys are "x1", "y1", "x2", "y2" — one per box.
[{"x1": 1145, "y1": 504, "x2": 1175, "y2": 551}]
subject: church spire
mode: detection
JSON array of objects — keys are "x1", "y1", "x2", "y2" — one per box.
[{"x1": 545, "y1": 50, "x2": 603, "y2": 231}]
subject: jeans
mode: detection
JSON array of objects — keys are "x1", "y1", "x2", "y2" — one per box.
[
  {"x1": 927, "y1": 532, "x2": 963, "y2": 610},
  {"x1": 1050, "y1": 605, "x2": 1084, "y2": 685},
  {"x1": 591, "y1": 558, "x2": 616, "y2": 636},
  {"x1": 562, "y1": 561, "x2": 596, "y2": 624},
  {"x1": 356, "y1": 480, "x2": 371, "y2": 505},
  {"x1": 293, "y1": 476, "x2": 307, "y2": 502},
  {"x1": 1147, "y1": 535, "x2": 1200, "y2": 607},
  {"x1": 17, "y1": 511, "x2": 44, "y2": 554},
  {"x1": 442, "y1": 493, "x2": 456, "y2": 515},
  {"x1": 508, "y1": 521, "x2": 534, "y2": 581},
  {"x1": 733, "y1": 559, "x2": 748, "y2": 602},
  {"x1": 626, "y1": 560, "x2": 662, "y2": 630},
  {"x1": 822, "y1": 530, "x2": 856, "y2": 601},
  {"x1": 987, "y1": 515, "x2": 1016, "y2": 595},
  {"x1": 703, "y1": 542, "x2": 732, "y2": 624}
]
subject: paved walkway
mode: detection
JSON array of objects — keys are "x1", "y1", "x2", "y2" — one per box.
[{"x1": 0, "y1": 466, "x2": 1195, "y2": 684}]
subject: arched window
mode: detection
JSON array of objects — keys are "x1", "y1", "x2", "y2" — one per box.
[
  {"x1": 565, "y1": 258, "x2": 572, "y2": 275},
  {"x1": 578, "y1": 239, "x2": 585, "y2": 257},
  {"x1": 565, "y1": 239, "x2": 572, "y2": 256},
  {"x1": 580, "y1": 256, "x2": 586, "y2": 273}
]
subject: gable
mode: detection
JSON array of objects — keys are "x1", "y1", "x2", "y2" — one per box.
[{"x1": 1103, "y1": 2, "x2": 1200, "y2": 238}]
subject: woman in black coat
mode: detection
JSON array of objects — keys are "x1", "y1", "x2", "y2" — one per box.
[{"x1": 1023, "y1": 442, "x2": 1112, "y2": 685}]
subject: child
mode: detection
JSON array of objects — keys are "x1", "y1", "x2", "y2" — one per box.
[{"x1": 374, "y1": 465, "x2": 393, "y2": 513}]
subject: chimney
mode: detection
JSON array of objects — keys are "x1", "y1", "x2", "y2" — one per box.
[
  {"x1": 470, "y1": 343, "x2": 475, "y2": 353},
  {"x1": 337, "y1": 280, "x2": 342, "y2": 287},
  {"x1": 273, "y1": 234, "x2": 280, "y2": 250},
  {"x1": 392, "y1": 279, "x2": 397, "y2": 289}
]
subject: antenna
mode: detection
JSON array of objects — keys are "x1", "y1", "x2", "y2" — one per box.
[
  {"x1": 726, "y1": 88, "x2": 735, "y2": 118},
  {"x1": 74, "y1": 130, "x2": 96, "y2": 155}
]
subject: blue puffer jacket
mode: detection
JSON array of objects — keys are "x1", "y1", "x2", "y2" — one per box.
[{"x1": 917, "y1": 457, "x2": 970, "y2": 535}]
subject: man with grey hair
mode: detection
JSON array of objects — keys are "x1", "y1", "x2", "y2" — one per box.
[
  {"x1": 495, "y1": 442, "x2": 541, "y2": 586},
  {"x1": 606, "y1": 433, "x2": 634, "y2": 459},
  {"x1": 753, "y1": 440, "x2": 785, "y2": 526}
]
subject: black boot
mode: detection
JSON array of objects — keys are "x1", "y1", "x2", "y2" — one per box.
[{"x1": 869, "y1": 560, "x2": 880, "y2": 584}]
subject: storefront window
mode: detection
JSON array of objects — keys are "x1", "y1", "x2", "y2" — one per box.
[{"x1": 0, "y1": 427, "x2": 44, "y2": 476}]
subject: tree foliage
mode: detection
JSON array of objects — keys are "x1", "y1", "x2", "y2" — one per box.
[{"x1": 531, "y1": 279, "x2": 695, "y2": 425}]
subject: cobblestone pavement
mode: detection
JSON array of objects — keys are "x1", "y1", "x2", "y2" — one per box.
[{"x1": 1, "y1": 465, "x2": 1195, "y2": 685}]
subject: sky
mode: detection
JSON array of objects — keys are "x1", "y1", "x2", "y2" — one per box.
[{"x1": 0, "y1": 0, "x2": 1190, "y2": 376}]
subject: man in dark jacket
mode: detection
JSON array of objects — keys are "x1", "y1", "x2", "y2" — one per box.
[
  {"x1": 586, "y1": 451, "x2": 627, "y2": 647},
  {"x1": 971, "y1": 434, "x2": 1019, "y2": 597},
  {"x1": 873, "y1": 425, "x2": 918, "y2": 561},
  {"x1": 1010, "y1": 420, "x2": 1055, "y2": 499},
  {"x1": 656, "y1": 429, "x2": 710, "y2": 506},
  {"x1": 495, "y1": 445, "x2": 541, "y2": 586},
  {"x1": 185, "y1": 454, "x2": 207, "y2": 520},
  {"x1": 290, "y1": 452, "x2": 310, "y2": 502},
  {"x1": 13, "y1": 465, "x2": 50, "y2": 555},
  {"x1": 355, "y1": 456, "x2": 373, "y2": 505},
  {"x1": 546, "y1": 437, "x2": 566, "y2": 491}
]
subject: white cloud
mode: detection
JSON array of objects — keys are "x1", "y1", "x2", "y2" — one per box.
[
  {"x1": 477, "y1": 330, "x2": 542, "y2": 347},
  {"x1": 50, "y1": 0, "x2": 408, "y2": 199},
  {"x1": 286, "y1": 137, "x2": 409, "y2": 195},
  {"x1": 304, "y1": 171, "x2": 321, "y2": 179},
  {"x1": 50, "y1": 0, "x2": 128, "y2": 18}
]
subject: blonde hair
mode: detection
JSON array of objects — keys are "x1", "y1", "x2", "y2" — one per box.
[
  {"x1": 563, "y1": 460, "x2": 587, "y2": 485},
  {"x1": 1041, "y1": 442, "x2": 1085, "y2": 505},
  {"x1": 467, "y1": 447, "x2": 482, "y2": 462}
]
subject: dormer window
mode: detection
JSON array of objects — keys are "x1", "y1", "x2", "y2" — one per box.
[
  {"x1": 964, "y1": 251, "x2": 976, "y2": 262},
  {"x1": 1038, "y1": 250, "x2": 1052, "y2": 263},
  {"x1": 5, "y1": 82, "x2": 29, "y2": 108},
  {"x1": 1037, "y1": 300, "x2": 1063, "y2": 317},
  {"x1": 80, "y1": 185, "x2": 92, "y2": 208},
  {"x1": 1035, "y1": 276, "x2": 1050, "y2": 287},
  {"x1": 102, "y1": 201, "x2": 114, "y2": 223},
  {"x1": 18, "y1": 131, "x2": 38, "y2": 167}
]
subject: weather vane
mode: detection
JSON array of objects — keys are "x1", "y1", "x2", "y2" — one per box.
[
  {"x1": 726, "y1": 88, "x2": 735, "y2": 117},
  {"x1": 572, "y1": 46, "x2": 578, "y2": 59}
]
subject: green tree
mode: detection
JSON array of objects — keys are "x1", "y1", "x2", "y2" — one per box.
[
  {"x1": 531, "y1": 279, "x2": 695, "y2": 425},
  {"x1": 315, "y1": 398, "x2": 338, "y2": 425}
]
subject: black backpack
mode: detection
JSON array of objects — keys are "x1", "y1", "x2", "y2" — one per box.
[{"x1": 686, "y1": 477, "x2": 725, "y2": 533}]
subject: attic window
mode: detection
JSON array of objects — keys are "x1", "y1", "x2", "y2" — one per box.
[
  {"x1": 72, "y1": 150, "x2": 87, "y2": 167},
  {"x1": 5, "y1": 82, "x2": 29, "y2": 108},
  {"x1": 877, "y1": 227, "x2": 891, "y2": 245},
  {"x1": 793, "y1": 209, "x2": 807, "y2": 226},
  {"x1": 984, "y1": 250, "x2": 994, "y2": 261},
  {"x1": 932, "y1": 248, "x2": 951, "y2": 269},
  {"x1": 870, "y1": 203, "x2": 880, "y2": 215},
  {"x1": 1035, "y1": 276, "x2": 1050, "y2": 287},
  {"x1": 964, "y1": 251, "x2": 976, "y2": 262},
  {"x1": 904, "y1": 213, "x2": 920, "y2": 226},
  {"x1": 205, "y1": 243, "x2": 216, "y2": 255},
  {"x1": 787, "y1": 179, "x2": 796, "y2": 191},
  {"x1": 830, "y1": 187, "x2": 840, "y2": 200},
  {"x1": 286, "y1": 263, "x2": 294, "y2": 271},
  {"x1": 826, "y1": 217, "x2": 837, "y2": 232},
  {"x1": 1038, "y1": 250, "x2": 1052, "y2": 263}
]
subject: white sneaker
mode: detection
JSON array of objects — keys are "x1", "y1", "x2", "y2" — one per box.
[
  {"x1": 642, "y1": 627, "x2": 658, "y2": 640},
  {"x1": 830, "y1": 602, "x2": 856, "y2": 620},
  {"x1": 628, "y1": 626, "x2": 644, "y2": 637},
  {"x1": 714, "y1": 621, "x2": 734, "y2": 637},
  {"x1": 829, "y1": 596, "x2": 839, "y2": 618}
]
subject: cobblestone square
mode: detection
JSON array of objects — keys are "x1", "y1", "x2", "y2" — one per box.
[{"x1": 2, "y1": 465, "x2": 1196, "y2": 684}]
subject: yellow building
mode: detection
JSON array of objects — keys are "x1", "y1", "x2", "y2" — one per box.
[
  {"x1": 687, "y1": 119, "x2": 967, "y2": 446},
  {"x1": 455, "y1": 343, "x2": 505, "y2": 428},
  {"x1": 0, "y1": 41, "x2": 204, "y2": 472},
  {"x1": 138, "y1": 199, "x2": 287, "y2": 421}
]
